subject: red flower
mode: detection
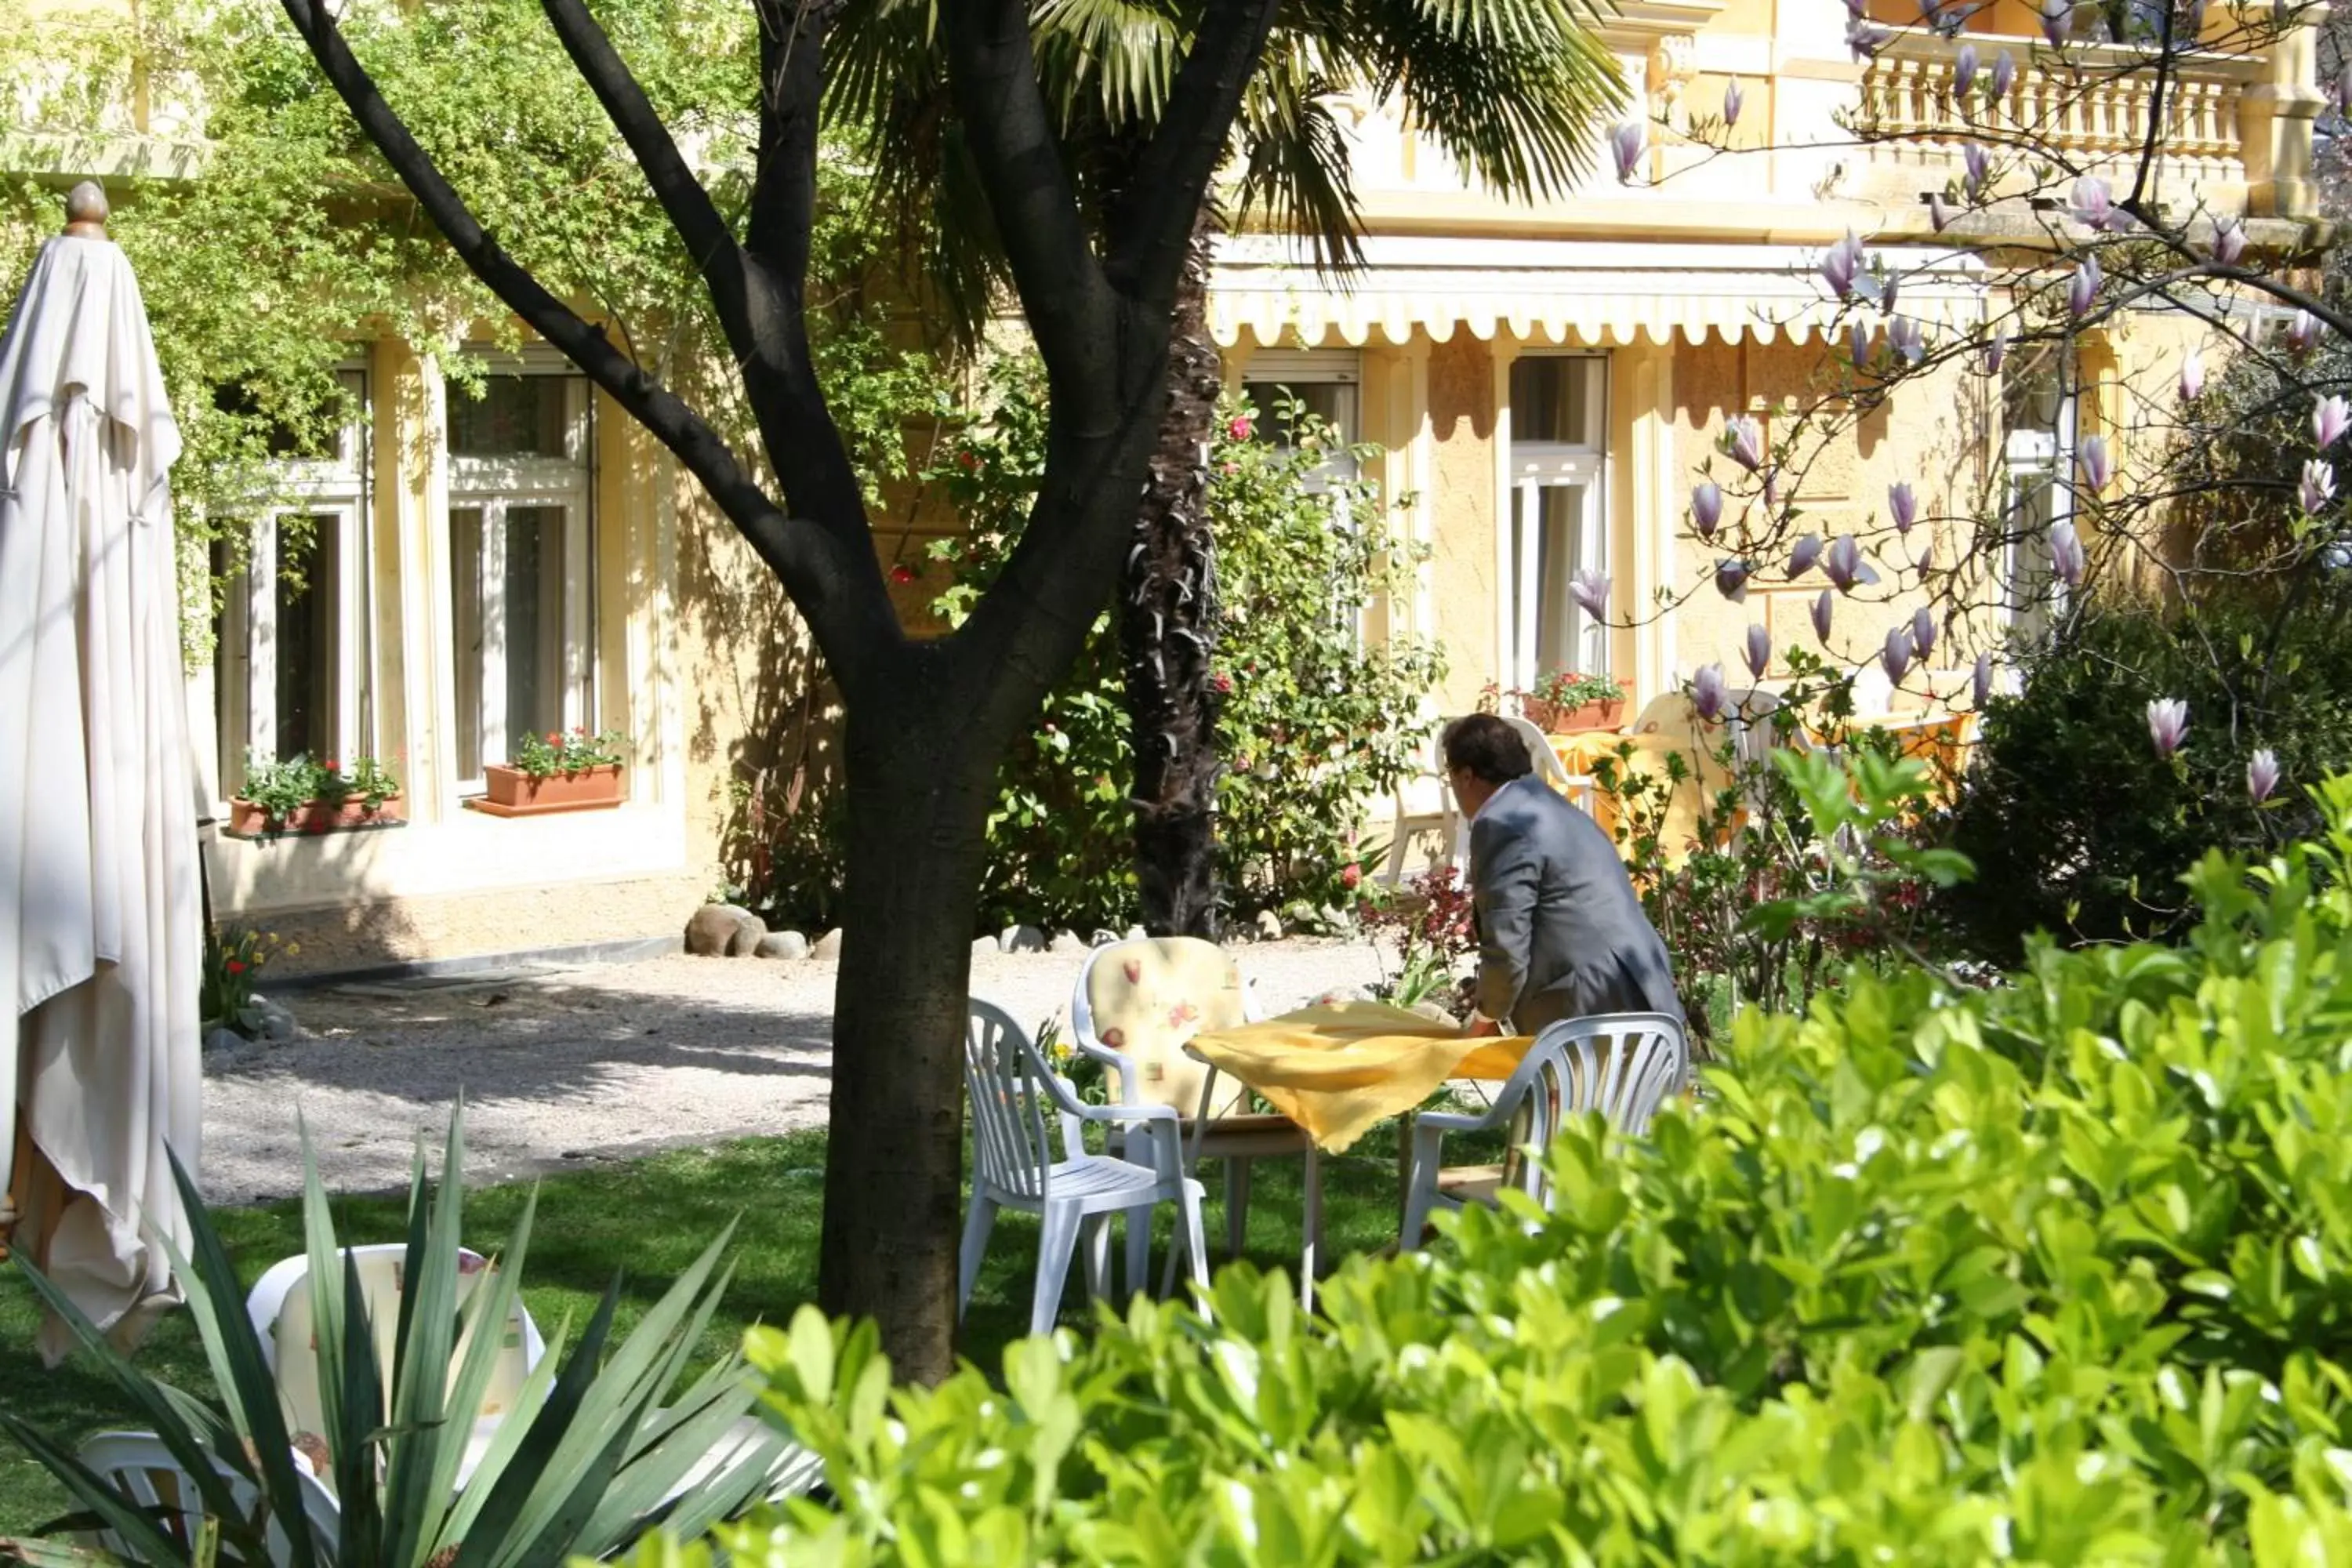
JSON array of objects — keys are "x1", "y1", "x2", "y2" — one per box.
[
  {"x1": 547, "y1": 731, "x2": 561, "y2": 744},
  {"x1": 956, "y1": 450, "x2": 980, "y2": 471},
  {"x1": 1228, "y1": 416, "x2": 1254, "y2": 441},
  {"x1": 323, "y1": 758, "x2": 339, "y2": 772},
  {"x1": 889, "y1": 564, "x2": 918, "y2": 585},
  {"x1": 1211, "y1": 673, "x2": 1235, "y2": 695},
  {"x1": 1341, "y1": 864, "x2": 1362, "y2": 890},
  {"x1": 227, "y1": 959, "x2": 246, "y2": 975}
]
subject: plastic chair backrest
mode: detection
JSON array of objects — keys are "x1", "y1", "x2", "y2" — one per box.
[
  {"x1": 1498, "y1": 714, "x2": 1575, "y2": 789},
  {"x1": 1072, "y1": 938, "x2": 1250, "y2": 1116},
  {"x1": 78, "y1": 1430, "x2": 341, "y2": 1565},
  {"x1": 1478, "y1": 1012, "x2": 1687, "y2": 1196},
  {"x1": 965, "y1": 1001, "x2": 1075, "y2": 1202},
  {"x1": 250, "y1": 1244, "x2": 540, "y2": 1449}
]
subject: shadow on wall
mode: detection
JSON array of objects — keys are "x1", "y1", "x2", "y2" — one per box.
[{"x1": 673, "y1": 485, "x2": 848, "y2": 935}]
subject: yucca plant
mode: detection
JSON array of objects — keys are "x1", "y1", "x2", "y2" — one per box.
[{"x1": 0, "y1": 1110, "x2": 808, "y2": 1566}]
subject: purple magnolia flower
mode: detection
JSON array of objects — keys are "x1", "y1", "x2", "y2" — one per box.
[
  {"x1": 1725, "y1": 415, "x2": 1766, "y2": 473},
  {"x1": 1715, "y1": 558, "x2": 1752, "y2": 602},
  {"x1": 2315, "y1": 394, "x2": 2350, "y2": 449},
  {"x1": 2070, "y1": 176, "x2": 2117, "y2": 231},
  {"x1": 1612, "y1": 123, "x2": 1645, "y2": 183},
  {"x1": 2212, "y1": 216, "x2": 2247, "y2": 267},
  {"x1": 1973, "y1": 651, "x2": 1995, "y2": 708},
  {"x1": 1824, "y1": 533, "x2": 1880, "y2": 593},
  {"x1": 2068, "y1": 255, "x2": 2102, "y2": 320},
  {"x1": 1883, "y1": 626, "x2": 1915, "y2": 684},
  {"x1": 1929, "y1": 193, "x2": 1955, "y2": 233},
  {"x1": 2050, "y1": 520, "x2": 2087, "y2": 588},
  {"x1": 1990, "y1": 51, "x2": 2016, "y2": 98},
  {"x1": 2288, "y1": 310, "x2": 2323, "y2": 358},
  {"x1": 1822, "y1": 232, "x2": 1867, "y2": 299},
  {"x1": 2180, "y1": 348, "x2": 2205, "y2": 402},
  {"x1": 1744, "y1": 622, "x2": 1773, "y2": 678},
  {"x1": 1850, "y1": 318, "x2": 1874, "y2": 370},
  {"x1": 1984, "y1": 328, "x2": 2009, "y2": 376},
  {"x1": 2078, "y1": 434, "x2": 2112, "y2": 493},
  {"x1": 1692, "y1": 662, "x2": 1730, "y2": 722},
  {"x1": 2040, "y1": 0, "x2": 2073, "y2": 48},
  {"x1": 1571, "y1": 567, "x2": 1612, "y2": 620},
  {"x1": 1723, "y1": 78, "x2": 1745, "y2": 128},
  {"x1": 1911, "y1": 604, "x2": 1939, "y2": 659},
  {"x1": 1953, "y1": 43, "x2": 1980, "y2": 97},
  {"x1": 1844, "y1": 0, "x2": 1867, "y2": 18},
  {"x1": 1812, "y1": 587, "x2": 1835, "y2": 643},
  {"x1": 1692, "y1": 479, "x2": 1725, "y2": 538},
  {"x1": 1790, "y1": 532, "x2": 1825, "y2": 577},
  {"x1": 2147, "y1": 698, "x2": 2189, "y2": 760},
  {"x1": 1847, "y1": 16, "x2": 1892, "y2": 59},
  {"x1": 1962, "y1": 143, "x2": 1991, "y2": 198},
  {"x1": 2299, "y1": 459, "x2": 2336, "y2": 515},
  {"x1": 1889, "y1": 316, "x2": 1926, "y2": 365},
  {"x1": 1912, "y1": 538, "x2": 1936, "y2": 575},
  {"x1": 2248, "y1": 747, "x2": 2281, "y2": 804},
  {"x1": 1889, "y1": 481, "x2": 1919, "y2": 535},
  {"x1": 1878, "y1": 270, "x2": 1902, "y2": 316}
]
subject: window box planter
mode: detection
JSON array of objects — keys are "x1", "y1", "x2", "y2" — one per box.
[
  {"x1": 470, "y1": 763, "x2": 626, "y2": 818},
  {"x1": 225, "y1": 794, "x2": 406, "y2": 840},
  {"x1": 1523, "y1": 697, "x2": 1624, "y2": 735}
]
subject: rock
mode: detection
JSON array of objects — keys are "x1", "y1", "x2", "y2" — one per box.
[
  {"x1": 1318, "y1": 902, "x2": 1355, "y2": 933},
  {"x1": 203, "y1": 1025, "x2": 246, "y2": 1054},
  {"x1": 974, "y1": 936, "x2": 1002, "y2": 959},
  {"x1": 247, "y1": 993, "x2": 299, "y2": 1043},
  {"x1": 1000, "y1": 925, "x2": 1047, "y2": 954},
  {"x1": 755, "y1": 931, "x2": 809, "y2": 960},
  {"x1": 1254, "y1": 909, "x2": 1283, "y2": 942},
  {"x1": 1048, "y1": 930, "x2": 1087, "y2": 956},
  {"x1": 812, "y1": 928, "x2": 845, "y2": 960},
  {"x1": 1123, "y1": 926, "x2": 1147, "y2": 941},
  {"x1": 686, "y1": 902, "x2": 764, "y2": 957}
]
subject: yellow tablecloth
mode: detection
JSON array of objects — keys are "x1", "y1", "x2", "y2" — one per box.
[{"x1": 1188, "y1": 1001, "x2": 1532, "y2": 1154}]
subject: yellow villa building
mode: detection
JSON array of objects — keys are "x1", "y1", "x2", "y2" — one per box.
[{"x1": 11, "y1": 0, "x2": 2328, "y2": 974}]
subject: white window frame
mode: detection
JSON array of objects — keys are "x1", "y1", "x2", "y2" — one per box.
[
  {"x1": 2002, "y1": 365, "x2": 2076, "y2": 644},
  {"x1": 216, "y1": 366, "x2": 372, "y2": 802},
  {"x1": 445, "y1": 354, "x2": 593, "y2": 793},
  {"x1": 1502, "y1": 352, "x2": 1610, "y2": 694},
  {"x1": 1240, "y1": 348, "x2": 1361, "y2": 491}
]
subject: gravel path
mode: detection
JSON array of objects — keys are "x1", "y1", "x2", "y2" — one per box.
[{"x1": 201, "y1": 939, "x2": 1387, "y2": 1204}]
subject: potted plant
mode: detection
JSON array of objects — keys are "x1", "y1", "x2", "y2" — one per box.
[
  {"x1": 227, "y1": 753, "x2": 405, "y2": 838},
  {"x1": 1519, "y1": 670, "x2": 1627, "y2": 734},
  {"x1": 474, "y1": 726, "x2": 630, "y2": 816}
]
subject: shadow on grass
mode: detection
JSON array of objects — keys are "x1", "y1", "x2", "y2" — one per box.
[{"x1": 0, "y1": 1120, "x2": 1448, "y2": 1536}]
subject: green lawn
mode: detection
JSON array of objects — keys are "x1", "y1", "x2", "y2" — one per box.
[{"x1": 0, "y1": 1123, "x2": 1432, "y2": 1537}]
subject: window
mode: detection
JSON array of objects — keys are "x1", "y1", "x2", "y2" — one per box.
[
  {"x1": 1240, "y1": 350, "x2": 1359, "y2": 488},
  {"x1": 212, "y1": 367, "x2": 372, "y2": 799},
  {"x1": 445, "y1": 362, "x2": 593, "y2": 789},
  {"x1": 1504, "y1": 354, "x2": 1608, "y2": 693},
  {"x1": 2002, "y1": 344, "x2": 2074, "y2": 644}
]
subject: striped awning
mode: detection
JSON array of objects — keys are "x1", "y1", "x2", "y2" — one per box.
[{"x1": 1207, "y1": 235, "x2": 1991, "y2": 349}]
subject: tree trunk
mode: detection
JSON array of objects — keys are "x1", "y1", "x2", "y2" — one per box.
[
  {"x1": 1119, "y1": 208, "x2": 1226, "y2": 938},
  {"x1": 816, "y1": 695, "x2": 997, "y2": 1386}
]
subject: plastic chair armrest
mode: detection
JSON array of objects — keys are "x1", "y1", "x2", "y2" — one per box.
[
  {"x1": 1073, "y1": 1036, "x2": 1147, "y2": 1105},
  {"x1": 1415, "y1": 1109, "x2": 1495, "y2": 1135}
]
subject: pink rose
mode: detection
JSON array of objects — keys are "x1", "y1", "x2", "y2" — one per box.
[{"x1": 1228, "y1": 416, "x2": 1254, "y2": 441}]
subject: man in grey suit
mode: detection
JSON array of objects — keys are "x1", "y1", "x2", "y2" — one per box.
[{"x1": 1443, "y1": 713, "x2": 1684, "y2": 1035}]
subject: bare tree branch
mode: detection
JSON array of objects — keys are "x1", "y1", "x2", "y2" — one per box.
[
  {"x1": 1105, "y1": 0, "x2": 1284, "y2": 306},
  {"x1": 276, "y1": 0, "x2": 899, "y2": 686}
]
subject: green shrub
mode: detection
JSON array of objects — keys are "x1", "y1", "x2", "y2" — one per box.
[
  {"x1": 1946, "y1": 591, "x2": 2352, "y2": 959},
  {"x1": 911, "y1": 365, "x2": 1439, "y2": 934},
  {"x1": 627, "y1": 777, "x2": 2352, "y2": 1564}
]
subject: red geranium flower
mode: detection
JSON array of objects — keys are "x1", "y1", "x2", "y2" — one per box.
[
  {"x1": 226, "y1": 959, "x2": 247, "y2": 975},
  {"x1": 889, "y1": 564, "x2": 918, "y2": 585},
  {"x1": 547, "y1": 731, "x2": 561, "y2": 744},
  {"x1": 323, "y1": 758, "x2": 339, "y2": 772}
]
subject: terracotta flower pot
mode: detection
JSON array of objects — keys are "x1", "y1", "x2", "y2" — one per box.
[
  {"x1": 473, "y1": 762, "x2": 626, "y2": 817},
  {"x1": 1526, "y1": 697, "x2": 1624, "y2": 735},
  {"x1": 227, "y1": 793, "x2": 405, "y2": 839}
]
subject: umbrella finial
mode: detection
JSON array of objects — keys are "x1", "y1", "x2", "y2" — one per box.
[{"x1": 64, "y1": 180, "x2": 109, "y2": 238}]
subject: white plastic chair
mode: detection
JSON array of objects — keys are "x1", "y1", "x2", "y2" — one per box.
[
  {"x1": 962, "y1": 1000, "x2": 1210, "y2": 1335},
  {"x1": 1070, "y1": 938, "x2": 1316, "y2": 1287},
  {"x1": 1501, "y1": 712, "x2": 1599, "y2": 818},
  {"x1": 77, "y1": 1430, "x2": 342, "y2": 1565},
  {"x1": 1399, "y1": 1012, "x2": 1687, "y2": 1252},
  {"x1": 1385, "y1": 717, "x2": 1600, "y2": 880}
]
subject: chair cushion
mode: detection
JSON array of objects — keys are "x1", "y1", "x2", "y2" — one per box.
[{"x1": 1082, "y1": 938, "x2": 1249, "y2": 1116}]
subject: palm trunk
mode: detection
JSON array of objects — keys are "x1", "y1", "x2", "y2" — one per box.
[
  {"x1": 816, "y1": 695, "x2": 997, "y2": 1386},
  {"x1": 1118, "y1": 208, "x2": 1225, "y2": 938}
]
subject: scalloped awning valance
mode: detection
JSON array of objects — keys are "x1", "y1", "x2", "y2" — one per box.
[{"x1": 1207, "y1": 235, "x2": 1991, "y2": 350}]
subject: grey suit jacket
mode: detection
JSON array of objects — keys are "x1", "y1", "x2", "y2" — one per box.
[{"x1": 1467, "y1": 775, "x2": 1685, "y2": 1032}]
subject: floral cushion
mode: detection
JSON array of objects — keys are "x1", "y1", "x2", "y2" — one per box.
[{"x1": 1079, "y1": 938, "x2": 1250, "y2": 1117}]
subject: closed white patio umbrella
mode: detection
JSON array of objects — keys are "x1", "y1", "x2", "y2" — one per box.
[{"x1": 0, "y1": 182, "x2": 202, "y2": 1363}]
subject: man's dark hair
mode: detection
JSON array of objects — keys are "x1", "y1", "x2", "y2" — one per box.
[{"x1": 1441, "y1": 713, "x2": 1534, "y2": 786}]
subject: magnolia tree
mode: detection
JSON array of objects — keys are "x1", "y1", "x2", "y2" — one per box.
[{"x1": 1569, "y1": 0, "x2": 2346, "y2": 985}]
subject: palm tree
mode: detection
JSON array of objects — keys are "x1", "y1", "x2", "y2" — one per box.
[{"x1": 833, "y1": 0, "x2": 1627, "y2": 937}]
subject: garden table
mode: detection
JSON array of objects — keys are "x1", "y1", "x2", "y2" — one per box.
[{"x1": 1183, "y1": 1001, "x2": 1534, "y2": 1308}]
